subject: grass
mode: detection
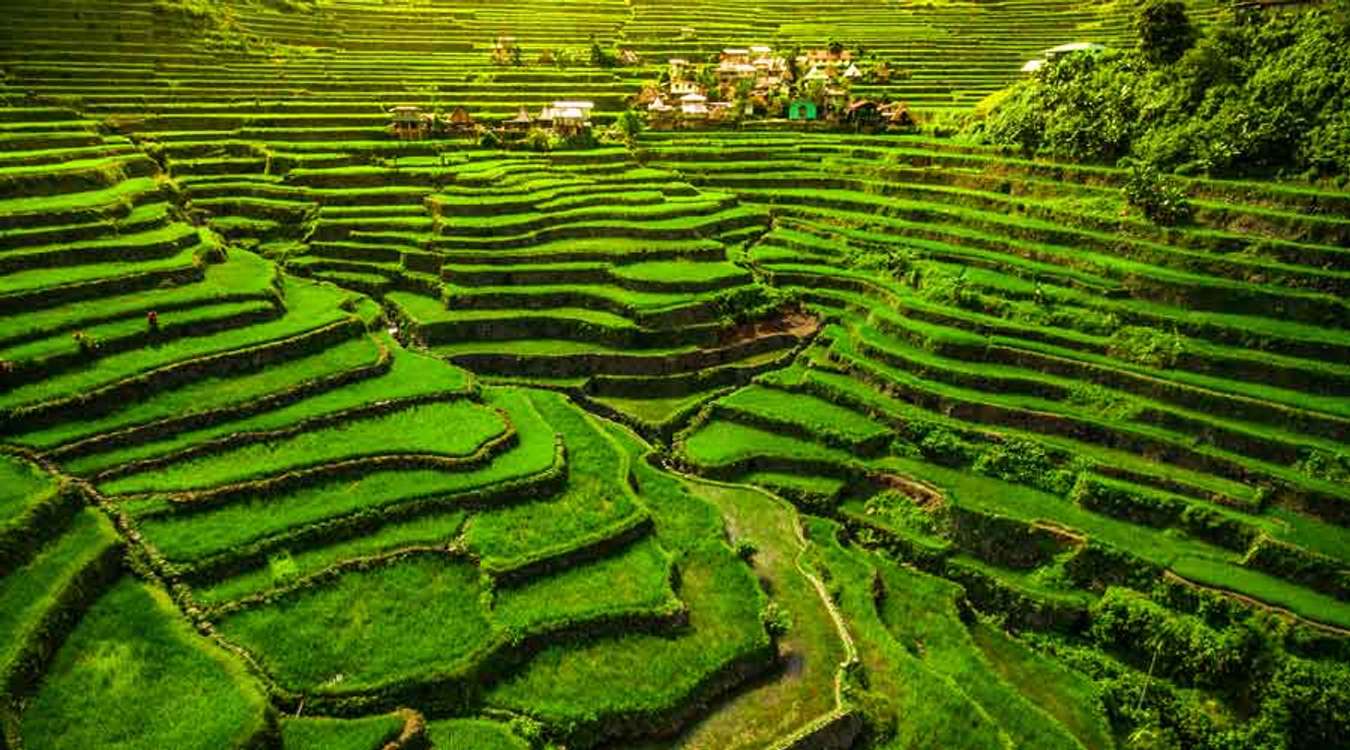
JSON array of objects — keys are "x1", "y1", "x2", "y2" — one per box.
[
  {"x1": 715, "y1": 384, "x2": 891, "y2": 447},
  {"x1": 4, "y1": 7, "x2": 1349, "y2": 746},
  {"x1": 132, "y1": 388, "x2": 556, "y2": 562},
  {"x1": 1, "y1": 299, "x2": 277, "y2": 365},
  {"x1": 0, "y1": 275, "x2": 354, "y2": 413},
  {"x1": 67, "y1": 337, "x2": 472, "y2": 474},
  {"x1": 425, "y1": 718, "x2": 530, "y2": 750},
  {"x1": 0, "y1": 509, "x2": 118, "y2": 673},
  {"x1": 466, "y1": 391, "x2": 643, "y2": 572},
  {"x1": 101, "y1": 399, "x2": 507, "y2": 494},
  {"x1": 280, "y1": 714, "x2": 405, "y2": 750},
  {"x1": 485, "y1": 545, "x2": 767, "y2": 723},
  {"x1": 681, "y1": 418, "x2": 859, "y2": 472},
  {"x1": 653, "y1": 479, "x2": 847, "y2": 750},
  {"x1": 872, "y1": 554, "x2": 1087, "y2": 750},
  {"x1": 741, "y1": 471, "x2": 847, "y2": 498},
  {"x1": 613, "y1": 259, "x2": 750, "y2": 285},
  {"x1": 0, "y1": 452, "x2": 56, "y2": 527},
  {"x1": 972, "y1": 622, "x2": 1116, "y2": 750},
  {"x1": 22, "y1": 334, "x2": 381, "y2": 451},
  {"x1": 193, "y1": 510, "x2": 466, "y2": 606},
  {"x1": 485, "y1": 423, "x2": 771, "y2": 729},
  {"x1": 802, "y1": 516, "x2": 1011, "y2": 749},
  {"x1": 592, "y1": 389, "x2": 722, "y2": 426},
  {"x1": 20, "y1": 579, "x2": 271, "y2": 750},
  {"x1": 0, "y1": 248, "x2": 274, "y2": 349},
  {"x1": 218, "y1": 555, "x2": 494, "y2": 692},
  {"x1": 0, "y1": 243, "x2": 199, "y2": 298},
  {"x1": 1170, "y1": 555, "x2": 1350, "y2": 630},
  {"x1": 491, "y1": 535, "x2": 679, "y2": 635}
]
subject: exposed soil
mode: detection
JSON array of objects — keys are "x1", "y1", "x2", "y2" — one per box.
[
  {"x1": 719, "y1": 309, "x2": 821, "y2": 347},
  {"x1": 1030, "y1": 520, "x2": 1087, "y2": 547},
  {"x1": 873, "y1": 472, "x2": 945, "y2": 510}
]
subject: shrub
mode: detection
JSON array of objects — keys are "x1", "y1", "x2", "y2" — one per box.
[
  {"x1": 197, "y1": 231, "x2": 228, "y2": 264},
  {"x1": 973, "y1": 437, "x2": 1075, "y2": 495},
  {"x1": 508, "y1": 715, "x2": 544, "y2": 744},
  {"x1": 524, "y1": 127, "x2": 553, "y2": 153},
  {"x1": 712, "y1": 284, "x2": 793, "y2": 324},
  {"x1": 72, "y1": 331, "x2": 99, "y2": 355},
  {"x1": 610, "y1": 109, "x2": 644, "y2": 146},
  {"x1": 862, "y1": 490, "x2": 940, "y2": 535},
  {"x1": 268, "y1": 551, "x2": 299, "y2": 583},
  {"x1": 733, "y1": 538, "x2": 758, "y2": 561},
  {"x1": 845, "y1": 245, "x2": 916, "y2": 281},
  {"x1": 589, "y1": 39, "x2": 615, "y2": 68},
  {"x1": 918, "y1": 427, "x2": 973, "y2": 467},
  {"x1": 1107, "y1": 325, "x2": 1186, "y2": 368},
  {"x1": 1256, "y1": 658, "x2": 1350, "y2": 750},
  {"x1": 1067, "y1": 382, "x2": 1141, "y2": 422},
  {"x1": 1296, "y1": 449, "x2": 1349, "y2": 483},
  {"x1": 761, "y1": 601, "x2": 791, "y2": 636},
  {"x1": 916, "y1": 266, "x2": 979, "y2": 310},
  {"x1": 1136, "y1": 0, "x2": 1197, "y2": 66},
  {"x1": 1088, "y1": 588, "x2": 1266, "y2": 689},
  {"x1": 1122, "y1": 159, "x2": 1192, "y2": 225}
]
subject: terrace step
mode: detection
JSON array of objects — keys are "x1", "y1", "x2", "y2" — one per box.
[{"x1": 0, "y1": 509, "x2": 123, "y2": 698}]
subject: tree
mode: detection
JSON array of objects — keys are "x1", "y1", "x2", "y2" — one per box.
[
  {"x1": 805, "y1": 78, "x2": 827, "y2": 108},
  {"x1": 613, "y1": 109, "x2": 644, "y2": 145},
  {"x1": 731, "y1": 78, "x2": 754, "y2": 121},
  {"x1": 524, "y1": 127, "x2": 553, "y2": 152},
  {"x1": 589, "y1": 37, "x2": 614, "y2": 68},
  {"x1": 1122, "y1": 159, "x2": 1193, "y2": 225},
  {"x1": 1136, "y1": 0, "x2": 1196, "y2": 65}
]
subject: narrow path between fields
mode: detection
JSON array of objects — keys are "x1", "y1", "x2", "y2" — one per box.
[{"x1": 659, "y1": 459, "x2": 859, "y2": 745}]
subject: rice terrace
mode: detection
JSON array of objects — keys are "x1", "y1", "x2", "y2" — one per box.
[{"x1": 2, "y1": 0, "x2": 1349, "y2": 748}]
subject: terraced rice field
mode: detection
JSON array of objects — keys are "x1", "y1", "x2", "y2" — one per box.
[{"x1": 0, "y1": 1, "x2": 1346, "y2": 749}]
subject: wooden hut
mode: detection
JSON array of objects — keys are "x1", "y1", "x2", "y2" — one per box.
[
  {"x1": 503, "y1": 107, "x2": 534, "y2": 132},
  {"x1": 647, "y1": 97, "x2": 675, "y2": 128},
  {"x1": 389, "y1": 106, "x2": 430, "y2": 140},
  {"x1": 539, "y1": 100, "x2": 594, "y2": 136},
  {"x1": 883, "y1": 102, "x2": 917, "y2": 130},
  {"x1": 844, "y1": 100, "x2": 882, "y2": 131},
  {"x1": 447, "y1": 107, "x2": 476, "y2": 134}
]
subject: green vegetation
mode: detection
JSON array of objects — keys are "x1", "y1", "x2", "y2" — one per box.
[
  {"x1": 100, "y1": 399, "x2": 507, "y2": 494},
  {"x1": 491, "y1": 536, "x2": 679, "y2": 634},
  {"x1": 280, "y1": 714, "x2": 405, "y2": 750},
  {"x1": 426, "y1": 718, "x2": 530, "y2": 750},
  {"x1": 20, "y1": 579, "x2": 271, "y2": 750},
  {"x1": 980, "y1": 1, "x2": 1350, "y2": 181},
  {"x1": 0, "y1": 452, "x2": 56, "y2": 526},
  {"x1": 218, "y1": 555, "x2": 493, "y2": 692}
]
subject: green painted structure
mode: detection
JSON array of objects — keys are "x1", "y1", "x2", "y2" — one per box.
[{"x1": 788, "y1": 100, "x2": 818, "y2": 120}]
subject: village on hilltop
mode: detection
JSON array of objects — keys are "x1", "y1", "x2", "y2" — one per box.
[
  {"x1": 641, "y1": 44, "x2": 915, "y2": 130},
  {"x1": 387, "y1": 38, "x2": 917, "y2": 144}
]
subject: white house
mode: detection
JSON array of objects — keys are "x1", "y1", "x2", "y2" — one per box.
[
  {"x1": 671, "y1": 79, "x2": 702, "y2": 96},
  {"x1": 680, "y1": 92, "x2": 709, "y2": 117}
]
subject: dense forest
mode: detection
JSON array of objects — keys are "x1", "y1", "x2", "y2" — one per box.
[{"x1": 978, "y1": 0, "x2": 1350, "y2": 183}]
